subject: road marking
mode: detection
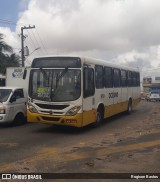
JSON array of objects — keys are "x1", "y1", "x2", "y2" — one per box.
[
  {"x1": 0, "y1": 140, "x2": 159, "y2": 172},
  {"x1": 64, "y1": 140, "x2": 160, "y2": 161},
  {"x1": 0, "y1": 147, "x2": 61, "y2": 172},
  {"x1": 0, "y1": 142, "x2": 18, "y2": 147}
]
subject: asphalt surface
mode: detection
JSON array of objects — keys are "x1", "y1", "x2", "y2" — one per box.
[{"x1": 0, "y1": 100, "x2": 160, "y2": 181}]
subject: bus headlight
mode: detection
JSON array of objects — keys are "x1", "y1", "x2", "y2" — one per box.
[
  {"x1": 66, "y1": 106, "x2": 81, "y2": 116},
  {"x1": 0, "y1": 106, "x2": 5, "y2": 114},
  {"x1": 28, "y1": 103, "x2": 38, "y2": 113}
]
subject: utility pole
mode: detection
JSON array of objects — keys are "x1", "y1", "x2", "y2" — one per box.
[{"x1": 21, "y1": 25, "x2": 35, "y2": 67}]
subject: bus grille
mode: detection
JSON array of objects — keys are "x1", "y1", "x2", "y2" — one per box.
[
  {"x1": 35, "y1": 103, "x2": 69, "y2": 110},
  {"x1": 41, "y1": 116, "x2": 60, "y2": 122}
]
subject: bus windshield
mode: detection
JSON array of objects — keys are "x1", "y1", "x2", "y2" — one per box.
[{"x1": 29, "y1": 69, "x2": 81, "y2": 102}]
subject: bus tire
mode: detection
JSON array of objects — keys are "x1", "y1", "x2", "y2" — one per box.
[
  {"x1": 92, "y1": 107, "x2": 104, "y2": 127},
  {"x1": 126, "y1": 99, "x2": 132, "y2": 114}
]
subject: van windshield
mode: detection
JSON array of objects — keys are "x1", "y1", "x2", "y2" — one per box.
[{"x1": 0, "y1": 89, "x2": 12, "y2": 102}]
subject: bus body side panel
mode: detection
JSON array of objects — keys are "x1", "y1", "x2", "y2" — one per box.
[
  {"x1": 127, "y1": 87, "x2": 133, "y2": 101},
  {"x1": 105, "y1": 101, "x2": 128, "y2": 118},
  {"x1": 104, "y1": 88, "x2": 114, "y2": 118},
  {"x1": 82, "y1": 107, "x2": 96, "y2": 126},
  {"x1": 132, "y1": 87, "x2": 141, "y2": 108},
  {"x1": 113, "y1": 87, "x2": 122, "y2": 115},
  {"x1": 105, "y1": 87, "x2": 128, "y2": 118},
  {"x1": 121, "y1": 87, "x2": 128, "y2": 111}
]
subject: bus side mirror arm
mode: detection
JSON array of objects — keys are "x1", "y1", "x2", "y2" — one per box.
[{"x1": 23, "y1": 68, "x2": 27, "y2": 80}]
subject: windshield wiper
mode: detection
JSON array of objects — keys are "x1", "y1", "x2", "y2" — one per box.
[
  {"x1": 40, "y1": 68, "x2": 48, "y2": 80},
  {"x1": 56, "y1": 67, "x2": 68, "y2": 88},
  {"x1": 51, "y1": 68, "x2": 68, "y2": 100}
]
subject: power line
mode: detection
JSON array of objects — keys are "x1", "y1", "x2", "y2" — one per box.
[
  {"x1": 25, "y1": 30, "x2": 41, "y2": 56},
  {"x1": 26, "y1": 30, "x2": 38, "y2": 51},
  {"x1": 35, "y1": 29, "x2": 48, "y2": 55},
  {"x1": 30, "y1": 29, "x2": 44, "y2": 55},
  {"x1": 20, "y1": 27, "x2": 42, "y2": 59}
]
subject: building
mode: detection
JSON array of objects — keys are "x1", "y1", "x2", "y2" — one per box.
[{"x1": 143, "y1": 73, "x2": 160, "y2": 97}]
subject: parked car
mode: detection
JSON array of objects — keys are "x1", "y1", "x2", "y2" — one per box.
[{"x1": 0, "y1": 67, "x2": 30, "y2": 124}]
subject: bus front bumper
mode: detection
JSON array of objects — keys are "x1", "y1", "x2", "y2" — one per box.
[{"x1": 27, "y1": 110, "x2": 83, "y2": 127}]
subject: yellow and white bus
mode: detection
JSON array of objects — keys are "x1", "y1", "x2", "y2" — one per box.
[{"x1": 27, "y1": 56, "x2": 140, "y2": 127}]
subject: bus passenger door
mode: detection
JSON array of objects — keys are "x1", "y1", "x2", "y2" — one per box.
[{"x1": 82, "y1": 66, "x2": 96, "y2": 126}]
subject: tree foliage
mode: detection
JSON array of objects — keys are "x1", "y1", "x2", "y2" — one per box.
[
  {"x1": 0, "y1": 33, "x2": 20, "y2": 74},
  {"x1": 0, "y1": 33, "x2": 13, "y2": 53}
]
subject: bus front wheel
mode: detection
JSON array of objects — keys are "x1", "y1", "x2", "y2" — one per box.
[{"x1": 92, "y1": 108, "x2": 104, "y2": 127}]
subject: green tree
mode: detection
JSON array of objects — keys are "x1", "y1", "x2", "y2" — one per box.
[
  {"x1": 0, "y1": 33, "x2": 13, "y2": 53},
  {"x1": 0, "y1": 33, "x2": 20, "y2": 74}
]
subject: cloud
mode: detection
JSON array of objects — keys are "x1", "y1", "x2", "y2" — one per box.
[
  {"x1": 0, "y1": 27, "x2": 20, "y2": 53},
  {"x1": 18, "y1": 0, "x2": 30, "y2": 11},
  {"x1": 1, "y1": 0, "x2": 160, "y2": 71}
]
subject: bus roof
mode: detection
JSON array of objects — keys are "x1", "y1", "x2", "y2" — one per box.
[
  {"x1": 82, "y1": 56, "x2": 139, "y2": 72},
  {"x1": 32, "y1": 55, "x2": 139, "y2": 72}
]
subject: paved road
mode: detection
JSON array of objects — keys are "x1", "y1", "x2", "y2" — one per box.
[{"x1": 0, "y1": 101, "x2": 160, "y2": 181}]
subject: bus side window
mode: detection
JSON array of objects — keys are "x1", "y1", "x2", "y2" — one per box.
[
  {"x1": 121, "y1": 70, "x2": 127, "y2": 87},
  {"x1": 136, "y1": 72, "x2": 140, "y2": 86},
  {"x1": 132, "y1": 72, "x2": 137, "y2": 86},
  {"x1": 95, "y1": 65, "x2": 104, "y2": 89},
  {"x1": 113, "y1": 69, "x2": 121, "y2": 87},
  {"x1": 127, "y1": 71, "x2": 133, "y2": 87},
  {"x1": 104, "y1": 67, "x2": 113, "y2": 88},
  {"x1": 83, "y1": 68, "x2": 95, "y2": 98}
]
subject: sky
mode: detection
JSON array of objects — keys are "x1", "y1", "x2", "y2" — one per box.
[
  {"x1": 0, "y1": 0, "x2": 28, "y2": 27},
  {"x1": 0, "y1": 0, "x2": 160, "y2": 75}
]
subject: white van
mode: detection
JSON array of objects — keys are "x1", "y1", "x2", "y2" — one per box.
[
  {"x1": 0, "y1": 67, "x2": 30, "y2": 124},
  {"x1": 0, "y1": 87, "x2": 27, "y2": 123},
  {"x1": 149, "y1": 92, "x2": 160, "y2": 102}
]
